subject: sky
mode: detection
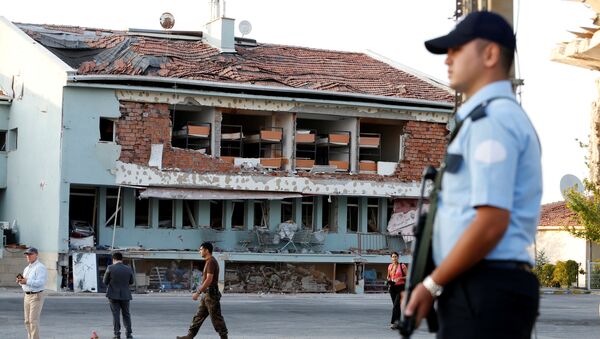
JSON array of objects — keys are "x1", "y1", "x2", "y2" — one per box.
[{"x1": 2, "y1": 0, "x2": 597, "y2": 203}]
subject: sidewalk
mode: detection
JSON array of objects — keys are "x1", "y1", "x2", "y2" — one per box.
[{"x1": 541, "y1": 287, "x2": 591, "y2": 295}]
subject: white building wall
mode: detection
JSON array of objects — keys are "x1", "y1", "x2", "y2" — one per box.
[{"x1": 536, "y1": 228, "x2": 587, "y2": 288}]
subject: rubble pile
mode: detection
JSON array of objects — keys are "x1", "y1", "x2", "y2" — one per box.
[{"x1": 225, "y1": 263, "x2": 332, "y2": 293}]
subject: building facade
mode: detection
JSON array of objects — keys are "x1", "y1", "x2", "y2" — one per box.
[{"x1": 0, "y1": 12, "x2": 453, "y2": 292}]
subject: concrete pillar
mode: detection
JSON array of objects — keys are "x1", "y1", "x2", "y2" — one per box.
[
  {"x1": 337, "y1": 196, "x2": 347, "y2": 233},
  {"x1": 122, "y1": 188, "x2": 135, "y2": 229},
  {"x1": 315, "y1": 196, "x2": 323, "y2": 230},
  {"x1": 97, "y1": 187, "x2": 107, "y2": 229},
  {"x1": 149, "y1": 198, "x2": 159, "y2": 228},
  {"x1": 269, "y1": 200, "x2": 282, "y2": 231},
  {"x1": 294, "y1": 198, "x2": 302, "y2": 226},
  {"x1": 379, "y1": 198, "x2": 388, "y2": 233},
  {"x1": 359, "y1": 197, "x2": 368, "y2": 233},
  {"x1": 246, "y1": 199, "x2": 255, "y2": 230},
  {"x1": 224, "y1": 201, "x2": 233, "y2": 230},
  {"x1": 174, "y1": 200, "x2": 183, "y2": 229}
]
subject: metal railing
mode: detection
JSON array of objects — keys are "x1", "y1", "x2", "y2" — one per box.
[{"x1": 356, "y1": 232, "x2": 412, "y2": 255}]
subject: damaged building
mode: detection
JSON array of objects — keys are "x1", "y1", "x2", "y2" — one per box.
[{"x1": 0, "y1": 5, "x2": 453, "y2": 293}]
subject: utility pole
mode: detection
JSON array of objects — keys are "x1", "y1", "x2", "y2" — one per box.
[{"x1": 455, "y1": 1, "x2": 522, "y2": 90}]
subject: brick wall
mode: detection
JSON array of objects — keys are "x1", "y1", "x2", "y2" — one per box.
[
  {"x1": 117, "y1": 101, "x2": 448, "y2": 181},
  {"x1": 117, "y1": 101, "x2": 237, "y2": 173},
  {"x1": 396, "y1": 120, "x2": 447, "y2": 181}
]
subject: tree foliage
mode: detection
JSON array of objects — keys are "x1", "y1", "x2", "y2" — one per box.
[
  {"x1": 564, "y1": 179, "x2": 600, "y2": 242},
  {"x1": 535, "y1": 263, "x2": 556, "y2": 287},
  {"x1": 565, "y1": 260, "x2": 579, "y2": 286},
  {"x1": 553, "y1": 261, "x2": 569, "y2": 288}
]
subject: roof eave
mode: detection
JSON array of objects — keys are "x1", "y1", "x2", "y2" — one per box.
[{"x1": 67, "y1": 74, "x2": 455, "y2": 112}]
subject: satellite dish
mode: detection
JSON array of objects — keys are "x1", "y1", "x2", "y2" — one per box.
[
  {"x1": 239, "y1": 20, "x2": 252, "y2": 36},
  {"x1": 560, "y1": 174, "x2": 584, "y2": 199},
  {"x1": 160, "y1": 12, "x2": 175, "y2": 30}
]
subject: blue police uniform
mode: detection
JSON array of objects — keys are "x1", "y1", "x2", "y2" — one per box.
[
  {"x1": 432, "y1": 80, "x2": 542, "y2": 339},
  {"x1": 433, "y1": 80, "x2": 542, "y2": 265}
]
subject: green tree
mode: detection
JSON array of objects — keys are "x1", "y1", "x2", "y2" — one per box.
[
  {"x1": 553, "y1": 261, "x2": 569, "y2": 288},
  {"x1": 535, "y1": 249, "x2": 549, "y2": 267},
  {"x1": 564, "y1": 180, "x2": 600, "y2": 241},
  {"x1": 535, "y1": 263, "x2": 556, "y2": 287},
  {"x1": 565, "y1": 260, "x2": 579, "y2": 287}
]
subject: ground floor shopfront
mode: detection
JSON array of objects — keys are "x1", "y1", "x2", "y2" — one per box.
[{"x1": 62, "y1": 251, "x2": 408, "y2": 294}]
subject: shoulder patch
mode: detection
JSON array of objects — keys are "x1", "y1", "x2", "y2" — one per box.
[{"x1": 470, "y1": 105, "x2": 487, "y2": 121}]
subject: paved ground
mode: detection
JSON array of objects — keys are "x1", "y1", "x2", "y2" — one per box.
[{"x1": 0, "y1": 289, "x2": 598, "y2": 339}]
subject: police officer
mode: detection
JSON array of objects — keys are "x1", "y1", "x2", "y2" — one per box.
[{"x1": 404, "y1": 11, "x2": 542, "y2": 339}]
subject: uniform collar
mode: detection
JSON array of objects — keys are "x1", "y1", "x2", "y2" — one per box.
[{"x1": 456, "y1": 80, "x2": 514, "y2": 121}]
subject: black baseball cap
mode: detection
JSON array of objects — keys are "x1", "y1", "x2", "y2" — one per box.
[{"x1": 425, "y1": 11, "x2": 515, "y2": 54}]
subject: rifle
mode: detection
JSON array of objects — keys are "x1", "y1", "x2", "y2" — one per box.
[{"x1": 399, "y1": 165, "x2": 440, "y2": 338}]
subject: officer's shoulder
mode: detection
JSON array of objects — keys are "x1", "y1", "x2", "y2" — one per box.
[{"x1": 485, "y1": 98, "x2": 522, "y2": 117}]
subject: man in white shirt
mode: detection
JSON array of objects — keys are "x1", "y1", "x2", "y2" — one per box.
[{"x1": 16, "y1": 247, "x2": 47, "y2": 339}]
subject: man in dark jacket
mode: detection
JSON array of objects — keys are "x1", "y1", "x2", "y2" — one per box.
[{"x1": 103, "y1": 252, "x2": 134, "y2": 339}]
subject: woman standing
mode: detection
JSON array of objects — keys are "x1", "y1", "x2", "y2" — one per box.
[{"x1": 387, "y1": 251, "x2": 407, "y2": 329}]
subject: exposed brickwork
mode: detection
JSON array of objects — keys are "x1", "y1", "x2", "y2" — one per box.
[
  {"x1": 116, "y1": 101, "x2": 449, "y2": 182},
  {"x1": 396, "y1": 121, "x2": 448, "y2": 181},
  {"x1": 117, "y1": 101, "x2": 237, "y2": 173}
]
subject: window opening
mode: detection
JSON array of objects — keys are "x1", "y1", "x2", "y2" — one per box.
[
  {"x1": 210, "y1": 200, "x2": 224, "y2": 230},
  {"x1": 231, "y1": 200, "x2": 245, "y2": 230},
  {"x1": 301, "y1": 197, "x2": 314, "y2": 230},
  {"x1": 99, "y1": 118, "x2": 115, "y2": 142},
  {"x1": 367, "y1": 198, "x2": 379, "y2": 233},
  {"x1": 158, "y1": 200, "x2": 174, "y2": 228},
  {"x1": 347, "y1": 197, "x2": 359, "y2": 233}
]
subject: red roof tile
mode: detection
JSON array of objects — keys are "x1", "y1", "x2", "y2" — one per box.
[
  {"x1": 538, "y1": 201, "x2": 580, "y2": 227},
  {"x1": 17, "y1": 23, "x2": 453, "y2": 102}
]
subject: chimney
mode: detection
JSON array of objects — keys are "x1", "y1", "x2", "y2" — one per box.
[{"x1": 204, "y1": 0, "x2": 235, "y2": 53}]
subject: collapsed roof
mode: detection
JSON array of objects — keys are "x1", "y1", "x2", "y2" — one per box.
[{"x1": 17, "y1": 23, "x2": 453, "y2": 103}]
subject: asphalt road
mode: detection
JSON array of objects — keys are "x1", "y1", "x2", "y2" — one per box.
[{"x1": 0, "y1": 290, "x2": 598, "y2": 339}]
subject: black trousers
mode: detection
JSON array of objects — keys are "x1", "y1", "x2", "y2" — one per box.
[
  {"x1": 109, "y1": 298, "x2": 132, "y2": 337},
  {"x1": 437, "y1": 265, "x2": 539, "y2": 339},
  {"x1": 389, "y1": 284, "x2": 404, "y2": 324}
]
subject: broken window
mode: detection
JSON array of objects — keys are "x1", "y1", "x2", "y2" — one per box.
[
  {"x1": 367, "y1": 198, "x2": 379, "y2": 233},
  {"x1": 387, "y1": 199, "x2": 394, "y2": 227},
  {"x1": 69, "y1": 186, "x2": 97, "y2": 235},
  {"x1": 0, "y1": 131, "x2": 6, "y2": 151},
  {"x1": 301, "y1": 197, "x2": 314, "y2": 230},
  {"x1": 158, "y1": 199, "x2": 174, "y2": 229},
  {"x1": 347, "y1": 197, "x2": 359, "y2": 233},
  {"x1": 281, "y1": 199, "x2": 294, "y2": 223},
  {"x1": 210, "y1": 200, "x2": 224, "y2": 230},
  {"x1": 135, "y1": 193, "x2": 150, "y2": 228},
  {"x1": 8, "y1": 128, "x2": 17, "y2": 151},
  {"x1": 359, "y1": 121, "x2": 405, "y2": 165},
  {"x1": 99, "y1": 118, "x2": 115, "y2": 142},
  {"x1": 322, "y1": 196, "x2": 337, "y2": 233},
  {"x1": 231, "y1": 200, "x2": 245, "y2": 230},
  {"x1": 105, "y1": 188, "x2": 123, "y2": 228},
  {"x1": 170, "y1": 109, "x2": 212, "y2": 153},
  {"x1": 221, "y1": 111, "x2": 284, "y2": 169},
  {"x1": 254, "y1": 200, "x2": 268, "y2": 228},
  {"x1": 182, "y1": 200, "x2": 198, "y2": 229}
]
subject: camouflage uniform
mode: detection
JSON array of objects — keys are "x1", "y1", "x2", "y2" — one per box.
[{"x1": 186, "y1": 287, "x2": 228, "y2": 339}]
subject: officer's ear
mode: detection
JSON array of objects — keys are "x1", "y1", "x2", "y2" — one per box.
[{"x1": 481, "y1": 41, "x2": 502, "y2": 71}]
